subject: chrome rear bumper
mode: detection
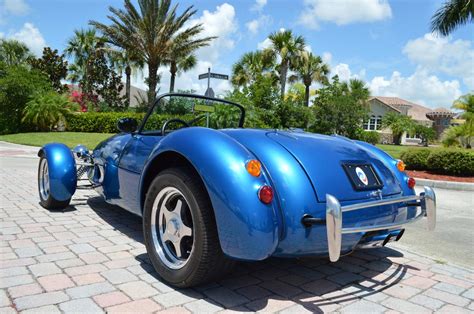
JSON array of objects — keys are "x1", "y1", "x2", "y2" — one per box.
[{"x1": 326, "y1": 186, "x2": 436, "y2": 262}]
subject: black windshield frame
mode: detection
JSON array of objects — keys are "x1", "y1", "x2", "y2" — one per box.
[{"x1": 137, "y1": 93, "x2": 246, "y2": 133}]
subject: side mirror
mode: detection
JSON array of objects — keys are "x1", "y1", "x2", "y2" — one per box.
[{"x1": 117, "y1": 118, "x2": 138, "y2": 133}]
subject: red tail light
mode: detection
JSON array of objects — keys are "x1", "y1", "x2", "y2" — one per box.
[
  {"x1": 407, "y1": 177, "x2": 416, "y2": 189},
  {"x1": 258, "y1": 185, "x2": 273, "y2": 204}
]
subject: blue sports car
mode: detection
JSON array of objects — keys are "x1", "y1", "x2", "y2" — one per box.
[{"x1": 37, "y1": 93, "x2": 436, "y2": 287}]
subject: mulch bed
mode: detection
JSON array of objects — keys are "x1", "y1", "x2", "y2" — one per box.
[{"x1": 406, "y1": 170, "x2": 474, "y2": 183}]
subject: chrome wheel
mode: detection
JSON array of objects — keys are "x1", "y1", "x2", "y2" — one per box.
[
  {"x1": 39, "y1": 158, "x2": 50, "y2": 201},
  {"x1": 151, "y1": 187, "x2": 194, "y2": 269}
]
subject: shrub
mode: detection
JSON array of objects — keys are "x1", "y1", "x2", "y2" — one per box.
[
  {"x1": 359, "y1": 131, "x2": 381, "y2": 145},
  {"x1": 0, "y1": 65, "x2": 52, "y2": 134},
  {"x1": 426, "y1": 150, "x2": 474, "y2": 176},
  {"x1": 401, "y1": 149, "x2": 474, "y2": 176},
  {"x1": 400, "y1": 149, "x2": 431, "y2": 170},
  {"x1": 22, "y1": 92, "x2": 79, "y2": 131},
  {"x1": 66, "y1": 112, "x2": 190, "y2": 133}
]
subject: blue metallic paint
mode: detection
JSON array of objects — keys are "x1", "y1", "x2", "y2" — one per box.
[
  {"x1": 38, "y1": 143, "x2": 77, "y2": 201},
  {"x1": 43, "y1": 126, "x2": 415, "y2": 261}
]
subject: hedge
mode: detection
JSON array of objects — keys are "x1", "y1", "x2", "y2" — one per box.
[
  {"x1": 400, "y1": 149, "x2": 474, "y2": 176},
  {"x1": 66, "y1": 112, "x2": 190, "y2": 133},
  {"x1": 359, "y1": 131, "x2": 381, "y2": 145}
]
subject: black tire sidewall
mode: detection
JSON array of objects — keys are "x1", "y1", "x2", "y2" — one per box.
[{"x1": 143, "y1": 169, "x2": 207, "y2": 285}]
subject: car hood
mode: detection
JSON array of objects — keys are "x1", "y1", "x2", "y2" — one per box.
[{"x1": 223, "y1": 129, "x2": 401, "y2": 202}]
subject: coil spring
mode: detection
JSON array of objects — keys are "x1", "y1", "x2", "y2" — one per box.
[{"x1": 76, "y1": 165, "x2": 89, "y2": 178}]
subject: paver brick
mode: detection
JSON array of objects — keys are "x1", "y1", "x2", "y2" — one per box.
[
  {"x1": 38, "y1": 274, "x2": 75, "y2": 292},
  {"x1": 204, "y1": 287, "x2": 249, "y2": 308},
  {"x1": 64, "y1": 264, "x2": 107, "y2": 276},
  {"x1": 66, "y1": 282, "x2": 115, "y2": 299},
  {"x1": 433, "y1": 282, "x2": 466, "y2": 295},
  {"x1": 59, "y1": 298, "x2": 103, "y2": 313},
  {"x1": 184, "y1": 299, "x2": 223, "y2": 313},
  {"x1": 423, "y1": 288, "x2": 470, "y2": 307},
  {"x1": 106, "y1": 299, "x2": 162, "y2": 313},
  {"x1": 410, "y1": 294, "x2": 445, "y2": 310},
  {"x1": 381, "y1": 297, "x2": 431, "y2": 313},
  {"x1": 21, "y1": 305, "x2": 62, "y2": 314},
  {"x1": 340, "y1": 299, "x2": 387, "y2": 313},
  {"x1": 101, "y1": 268, "x2": 138, "y2": 285},
  {"x1": 154, "y1": 290, "x2": 202, "y2": 307},
  {"x1": 0, "y1": 274, "x2": 34, "y2": 289},
  {"x1": 14, "y1": 291, "x2": 69, "y2": 311},
  {"x1": 72, "y1": 273, "x2": 105, "y2": 285},
  {"x1": 382, "y1": 283, "x2": 421, "y2": 300},
  {"x1": 437, "y1": 304, "x2": 471, "y2": 313},
  {"x1": 93, "y1": 291, "x2": 131, "y2": 308},
  {"x1": 29, "y1": 262, "x2": 61, "y2": 277},
  {"x1": 118, "y1": 281, "x2": 159, "y2": 300},
  {"x1": 8, "y1": 283, "x2": 43, "y2": 299},
  {"x1": 402, "y1": 275, "x2": 437, "y2": 289},
  {"x1": 0, "y1": 290, "x2": 10, "y2": 307}
]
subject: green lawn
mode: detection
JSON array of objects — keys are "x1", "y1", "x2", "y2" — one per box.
[
  {"x1": 0, "y1": 132, "x2": 114, "y2": 149},
  {"x1": 376, "y1": 144, "x2": 426, "y2": 159}
]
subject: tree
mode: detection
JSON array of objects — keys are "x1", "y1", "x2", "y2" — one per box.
[
  {"x1": 90, "y1": 0, "x2": 214, "y2": 107},
  {"x1": 415, "y1": 124, "x2": 436, "y2": 146},
  {"x1": 0, "y1": 39, "x2": 33, "y2": 66},
  {"x1": 382, "y1": 112, "x2": 416, "y2": 145},
  {"x1": 310, "y1": 76, "x2": 370, "y2": 139},
  {"x1": 289, "y1": 51, "x2": 329, "y2": 106},
  {"x1": 0, "y1": 66, "x2": 52, "y2": 134},
  {"x1": 231, "y1": 50, "x2": 276, "y2": 88},
  {"x1": 109, "y1": 49, "x2": 144, "y2": 107},
  {"x1": 65, "y1": 28, "x2": 103, "y2": 82},
  {"x1": 28, "y1": 47, "x2": 68, "y2": 93},
  {"x1": 266, "y1": 30, "x2": 306, "y2": 98},
  {"x1": 22, "y1": 92, "x2": 78, "y2": 131},
  {"x1": 167, "y1": 54, "x2": 196, "y2": 93},
  {"x1": 431, "y1": 0, "x2": 474, "y2": 36},
  {"x1": 443, "y1": 93, "x2": 474, "y2": 148}
]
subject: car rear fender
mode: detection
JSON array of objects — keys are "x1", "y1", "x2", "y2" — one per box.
[
  {"x1": 38, "y1": 143, "x2": 77, "y2": 201},
  {"x1": 140, "y1": 127, "x2": 280, "y2": 261}
]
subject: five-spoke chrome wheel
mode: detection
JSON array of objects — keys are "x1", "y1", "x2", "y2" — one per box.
[
  {"x1": 39, "y1": 158, "x2": 50, "y2": 201},
  {"x1": 151, "y1": 187, "x2": 194, "y2": 269}
]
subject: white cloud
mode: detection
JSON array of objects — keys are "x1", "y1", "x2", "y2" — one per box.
[
  {"x1": 251, "y1": 0, "x2": 267, "y2": 12},
  {"x1": 369, "y1": 68, "x2": 462, "y2": 108},
  {"x1": 322, "y1": 52, "x2": 332, "y2": 64},
  {"x1": 299, "y1": 0, "x2": 392, "y2": 29},
  {"x1": 332, "y1": 63, "x2": 366, "y2": 81},
  {"x1": 246, "y1": 15, "x2": 271, "y2": 35},
  {"x1": 0, "y1": 0, "x2": 30, "y2": 23},
  {"x1": 403, "y1": 33, "x2": 474, "y2": 89},
  {"x1": 257, "y1": 37, "x2": 272, "y2": 50},
  {"x1": 1, "y1": 23, "x2": 46, "y2": 56}
]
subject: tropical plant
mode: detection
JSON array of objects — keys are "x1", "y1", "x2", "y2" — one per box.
[
  {"x1": 22, "y1": 92, "x2": 79, "y2": 131},
  {"x1": 443, "y1": 93, "x2": 474, "y2": 148},
  {"x1": 90, "y1": 0, "x2": 214, "y2": 107},
  {"x1": 0, "y1": 39, "x2": 33, "y2": 66},
  {"x1": 28, "y1": 47, "x2": 69, "y2": 93},
  {"x1": 109, "y1": 48, "x2": 144, "y2": 107},
  {"x1": 0, "y1": 66, "x2": 52, "y2": 134},
  {"x1": 167, "y1": 54, "x2": 196, "y2": 93},
  {"x1": 65, "y1": 28, "x2": 103, "y2": 82},
  {"x1": 231, "y1": 50, "x2": 276, "y2": 88},
  {"x1": 431, "y1": 0, "x2": 474, "y2": 36},
  {"x1": 289, "y1": 51, "x2": 329, "y2": 106},
  {"x1": 382, "y1": 112, "x2": 416, "y2": 145},
  {"x1": 310, "y1": 76, "x2": 369, "y2": 139},
  {"x1": 414, "y1": 124, "x2": 437, "y2": 146},
  {"x1": 266, "y1": 30, "x2": 306, "y2": 98}
]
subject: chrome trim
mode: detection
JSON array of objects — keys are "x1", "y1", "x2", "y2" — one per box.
[{"x1": 326, "y1": 186, "x2": 436, "y2": 262}]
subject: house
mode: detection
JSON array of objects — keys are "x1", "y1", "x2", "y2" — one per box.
[{"x1": 365, "y1": 96, "x2": 451, "y2": 145}]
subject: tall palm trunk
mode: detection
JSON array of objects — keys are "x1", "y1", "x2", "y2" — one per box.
[
  {"x1": 125, "y1": 65, "x2": 131, "y2": 108},
  {"x1": 169, "y1": 61, "x2": 177, "y2": 93},
  {"x1": 147, "y1": 62, "x2": 159, "y2": 107},
  {"x1": 304, "y1": 83, "x2": 310, "y2": 107},
  {"x1": 279, "y1": 61, "x2": 289, "y2": 98}
]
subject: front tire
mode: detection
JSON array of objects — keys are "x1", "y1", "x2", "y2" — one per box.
[
  {"x1": 143, "y1": 168, "x2": 234, "y2": 287},
  {"x1": 38, "y1": 157, "x2": 71, "y2": 210}
]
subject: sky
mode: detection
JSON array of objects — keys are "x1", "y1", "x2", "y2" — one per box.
[{"x1": 0, "y1": 0, "x2": 473, "y2": 109}]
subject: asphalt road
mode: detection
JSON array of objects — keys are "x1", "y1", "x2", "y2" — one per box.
[{"x1": 1, "y1": 141, "x2": 473, "y2": 268}]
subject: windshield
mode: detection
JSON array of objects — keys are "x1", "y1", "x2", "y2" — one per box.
[{"x1": 139, "y1": 93, "x2": 245, "y2": 133}]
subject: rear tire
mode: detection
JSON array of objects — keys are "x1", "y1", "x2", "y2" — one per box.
[
  {"x1": 38, "y1": 157, "x2": 71, "y2": 210},
  {"x1": 143, "y1": 167, "x2": 234, "y2": 287}
]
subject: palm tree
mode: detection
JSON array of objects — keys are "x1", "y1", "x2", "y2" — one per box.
[
  {"x1": 343, "y1": 78, "x2": 371, "y2": 103},
  {"x1": 0, "y1": 39, "x2": 33, "y2": 66},
  {"x1": 90, "y1": 0, "x2": 214, "y2": 107},
  {"x1": 167, "y1": 54, "x2": 196, "y2": 92},
  {"x1": 231, "y1": 50, "x2": 276, "y2": 88},
  {"x1": 266, "y1": 30, "x2": 306, "y2": 98},
  {"x1": 64, "y1": 28, "x2": 102, "y2": 82},
  {"x1": 109, "y1": 49, "x2": 144, "y2": 107},
  {"x1": 289, "y1": 51, "x2": 329, "y2": 106},
  {"x1": 431, "y1": 0, "x2": 474, "y2": 35}
]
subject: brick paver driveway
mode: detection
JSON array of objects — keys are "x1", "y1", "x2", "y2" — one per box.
[{"x1": 1, "y1": 146, "x2": 473, "y2": 313}]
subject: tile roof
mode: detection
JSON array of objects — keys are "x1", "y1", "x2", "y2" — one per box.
[{"x1": 369, "y1": 96, "x2": 432, "y2": 122}]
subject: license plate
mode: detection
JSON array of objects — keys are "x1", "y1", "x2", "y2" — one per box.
[{"x1": 342, "y1": 163, "x2": 383, "y2": 191}]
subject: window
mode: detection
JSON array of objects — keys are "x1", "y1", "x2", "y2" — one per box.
[{"x1": 363, "y1": 115, "x2": 382, "y2": 131}]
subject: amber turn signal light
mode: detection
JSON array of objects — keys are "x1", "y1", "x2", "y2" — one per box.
[
  {"x1": 397, "y1": 160, "x2": 406, "y2": 172},
  {"x1": 246, "y1": 159, "x2": 261, "y2": 177}
]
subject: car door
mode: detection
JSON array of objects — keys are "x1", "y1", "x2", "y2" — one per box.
[{"x1": 116, "y1": 134, "x2": 162, "y2": 215}]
